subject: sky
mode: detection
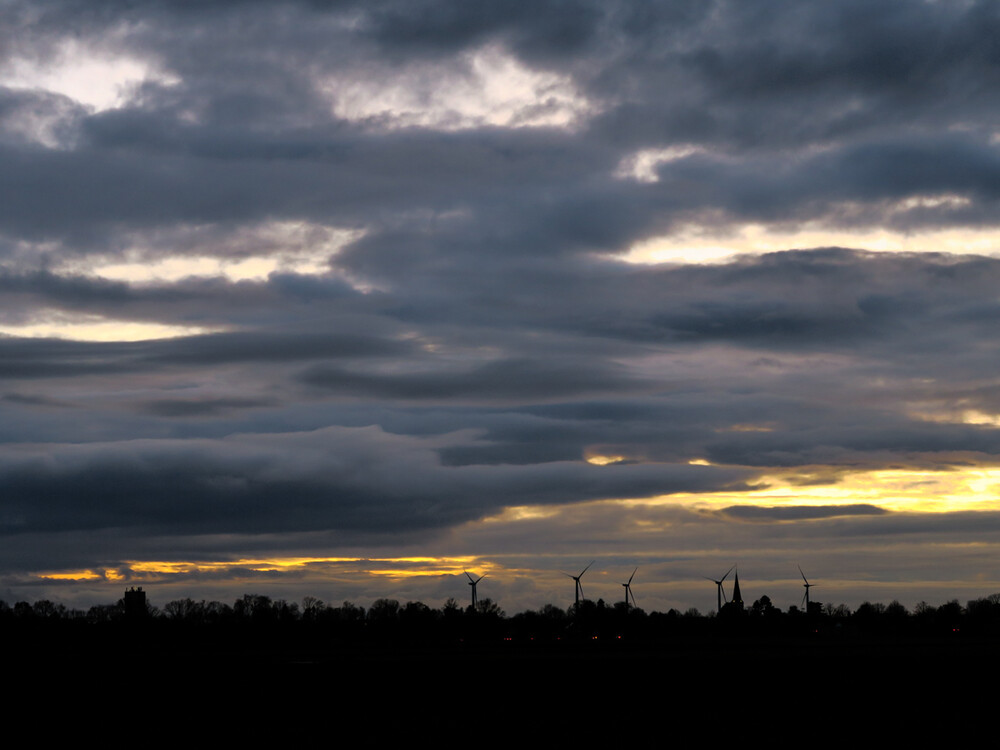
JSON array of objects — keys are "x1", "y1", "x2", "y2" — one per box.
[{"x1": 4, "y1": 0, "x2": 1000, "y2": 615}]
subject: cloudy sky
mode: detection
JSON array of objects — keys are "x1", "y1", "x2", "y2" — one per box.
[{"x1": 4, "y1": 0, "x2": 1000, "y2": 614}]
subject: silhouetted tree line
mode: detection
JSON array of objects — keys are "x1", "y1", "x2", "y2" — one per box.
[{"x1": 6, "y1": 592, "x2": 1000, "y2": 648}]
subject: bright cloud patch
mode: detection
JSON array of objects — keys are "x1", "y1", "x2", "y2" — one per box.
[
  {"x1": 615, "y1": 146, "x2": 706, "y2": 183},
  {"x1": 58, "y1": 222, "x2": 364, "y2": 283},
  {"x1": 0, "y1": 37, "x2": 178, "y2": 112},
  {"x1": 323, "y1": 46, "x2": 593, "y2": 130},
  {"x1": 624, "y1": 222, "x2": 1000, "y2": 265},
  {"x1": 679, "y1": 467, "x2": 1000, "y2": 515},
  {"x1": 0, "y1": 313, "x2": 223, "y2": 342}
]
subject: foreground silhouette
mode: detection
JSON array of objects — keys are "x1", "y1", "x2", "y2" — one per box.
[
  {"x1": 6, "y1": 589, "x2": 998, "y2": 743},
  {"x1": 3, "y1": 591, "x2": 999, "y2": 645}
]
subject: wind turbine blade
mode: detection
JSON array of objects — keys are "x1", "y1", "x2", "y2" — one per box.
[
  {"x1": 628, "y1": 568, "x2": 637, "y2": 585},
  {"x1": 798, "y1": 565, "x2": 809, "y2": 585},
  {"x1": 475, "y1": 575, "x2": 485, "y2": 584},
  {"x1": 579, "y1": 561, "x2": 594, "y2": 578},
  {"x1": 465, "y1": 570, "x2": 476, "y2": 583},
  {"x1": 721, "y1": 565, "x2": 734, "y2": 582}
]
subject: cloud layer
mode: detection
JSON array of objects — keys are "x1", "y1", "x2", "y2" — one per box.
[{"x1": 3, "y1": 1, "x2": 1000, "y2": 611}]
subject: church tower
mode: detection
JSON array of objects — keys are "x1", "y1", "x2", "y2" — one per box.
[{"x1": 731, "y1": 568, "x2": 744, "y2": 611}]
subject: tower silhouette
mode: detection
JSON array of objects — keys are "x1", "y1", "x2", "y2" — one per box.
[{"x1": 730, "y1": 568, "x2": 744, "y2": 611}]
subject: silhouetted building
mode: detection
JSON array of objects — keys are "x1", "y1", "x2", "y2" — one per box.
[
  {"x1": 731, "y1": 570, "x2": 744, "y2": 611},
  {"x1": 124, "y1": 586, "x2": 147, "y2": 619}
]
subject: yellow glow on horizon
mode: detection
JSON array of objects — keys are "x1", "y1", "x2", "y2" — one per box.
[
  {"x1": 483, "y1": 505, "x2": 564, "y2": 523},
  {"x1": 366, "y1": 568, "x2": 459, "y2": 579},
  {"x1": 30, "y1": 463, "x2": 1000, "y2": 589},
  {"x1": 482, "y1": 463, "x2": 1000, "y2": 534},
  {"x1": 104, "y1": 557, "x2": 360, "y2": 578},
  {"x1": 586, "y1": 454, "x2": 627, "y2": 465},
  {"x1": 39, "y1": 569, "x2": 105, "y2": 581},
  {"x1": 33, "y1": 555, "x2": 493, "y2": 584},
  {"x1": 958, "y1": 411, "x2": 1000, "y2": 426},
  {"x1": 911, "y1": 408, "x2": 1000, "y2": 427},
  {"x1": 667, "y1": 464, "x2": 1000, "y2": 515}
]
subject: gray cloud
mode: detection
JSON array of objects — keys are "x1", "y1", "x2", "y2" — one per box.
[
  {"x1": 0, "y1": 328, "x2": 412, "y2": 379},
  {"x1": 0, "y1": 426, "x2": 753, "y2": 538},
  {"x1": 3, "y1": 0, "x2": 1000, "y2": 608},
  {"x1": 716, "y1": 504, "x2": 889, "y2": 522},
  {"x1": 139, "y1": 397, "x2": 276, "y2": 418},
  {"x1": 300, "y1": 356, "x2": 638, "y2": 402},
  {"x1": 1, "y1": 2, "x2": 997, "y2": 257}
]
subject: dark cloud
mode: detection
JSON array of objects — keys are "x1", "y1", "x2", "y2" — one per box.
[
  {"x1": 716, "y1": 504, "x2": 888, "y2": 522},
  {"x1": 1, "y1": 1, "x2": 997, "y2": 255},
  {"x1": 362, "y1": 0, "x2": 608, "y2": 62},
  {"x1": 0, "y1": 328, "x2": 412, "y2": 380},
  {"x1": 300, "y1": 356, "x2": 637, "y2": 402},
  {"x1": 0, "y1": 426, "x2": 753, "y2": 538},
  {"x1": 4, "y1": 249, "x2": 1000, "y2": 471}
]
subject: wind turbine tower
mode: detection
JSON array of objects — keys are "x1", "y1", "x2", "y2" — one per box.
[
  {"x1": 622, "y1": 568, "x2": 637, "y2": 611},
  {"x1": 705, "y1": 565, "x2": 734, "y2": 613},
  {"x1": 565, "y1": 561, "x2": 594, "y2": 606},
  {"x1": 798, "y1": 565, "x2": 815, "y2": 611},
  {"x1": 465, "y1": 571, "x2": 485, "y2": 610}
]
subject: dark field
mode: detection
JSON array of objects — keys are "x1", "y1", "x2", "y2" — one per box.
[{"x1": 9, "y1": 629, "x2": 991, "y2": 739}]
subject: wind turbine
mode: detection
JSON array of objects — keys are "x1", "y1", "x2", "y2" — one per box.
[
  {"x1": 465, "y1": 571, "x2": 485, "y2": 610},
  {"x1": 798, "y1": 565, "x2": 815, "y2": 611},
  {"x1": 622, "y1": 568, "x2": 637, "y2": 611},
  {"x1": 564, "y1": 561, "x2": 594, "y2": 606},
  {"x1": 705, "y1": 565, "x2": 735, "y2": 613}
]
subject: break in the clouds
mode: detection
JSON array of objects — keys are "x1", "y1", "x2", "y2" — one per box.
[{"x1": 4, "y1": 0, "x2": 1000, "y2": 612}]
